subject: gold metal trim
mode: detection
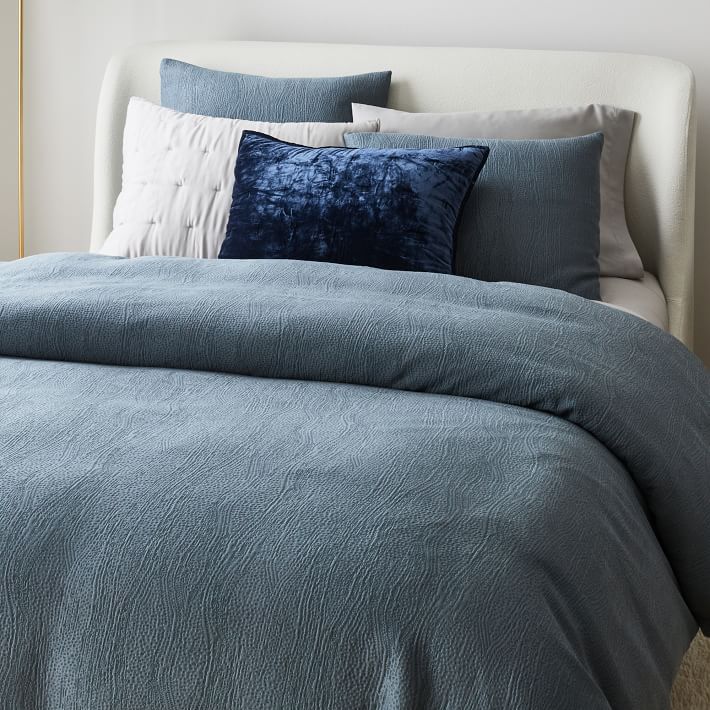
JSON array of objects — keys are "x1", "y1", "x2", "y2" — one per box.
[{"x1": 17, "y1": 0, "x2": 24, "y2": 259}]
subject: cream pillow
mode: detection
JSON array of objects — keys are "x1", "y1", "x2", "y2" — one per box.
[
  {"x1": 352, "y1": 103, "x2": 641, "y2": 279},
  {"x1": 101, "y1": 98, "x2": 379, "y2": 258}
]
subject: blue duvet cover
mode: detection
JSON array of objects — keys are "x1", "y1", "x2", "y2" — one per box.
[{"x1": 0, "y1": 254, "x2": 708, "y2": 709}]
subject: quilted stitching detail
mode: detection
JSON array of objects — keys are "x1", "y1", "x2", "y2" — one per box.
[{"x1": 101, "y1": 99, "x2": 379, "y2": 259}]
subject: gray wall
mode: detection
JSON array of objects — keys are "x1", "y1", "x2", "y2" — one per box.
[{"x1": 3, "y1": 0, "x2": 710, "y2": 362}]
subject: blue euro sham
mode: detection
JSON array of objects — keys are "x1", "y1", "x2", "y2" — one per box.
[
  {"x1": 160, "y1": 58, "x2": 391, "y2": 122},
  {"x1": 0, "y1": 253, "x2": 708, "y2": 709},
  {"x1": 219, "y1": 131, "x2": 490, "y2": 274},
  {"x1": 345, "y1": 131, "x2": 604, "y2": 300}
]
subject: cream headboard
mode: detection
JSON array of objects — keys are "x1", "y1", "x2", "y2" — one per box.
[{"x1": 91, "y1": 41, "x2": 697, "y2": 345}]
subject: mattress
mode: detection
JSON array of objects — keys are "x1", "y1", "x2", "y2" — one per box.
[{"x1": 600, "y1": 271, "x2": 669, "y2": 331}]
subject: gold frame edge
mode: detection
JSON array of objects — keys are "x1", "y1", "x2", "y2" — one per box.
[{"x1": 17, "y1": 0, "x2": 24, "y2": 259}]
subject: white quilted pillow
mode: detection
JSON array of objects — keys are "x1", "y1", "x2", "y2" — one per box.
[{"x1": 101, "y1": 98, "x2": 379, "y2": 258}]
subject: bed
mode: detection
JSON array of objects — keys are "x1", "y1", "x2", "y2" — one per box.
[
  {"x1": 1, "y1": 42, "x2": 708, "y2": 709},
  {"x1": 91, "y1": 41, "x2": 697, "y2": 344}
]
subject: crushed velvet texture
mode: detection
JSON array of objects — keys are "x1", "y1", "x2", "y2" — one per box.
[
  {"x1": 345, "y1": 132, "x2": 604, "y2": 300},
  {"x1": 160, "y1": 59, "x2": 392, "y2": 123},
  {"x1": 220, "y1": 132, "x2": 489, "y2": 273}
]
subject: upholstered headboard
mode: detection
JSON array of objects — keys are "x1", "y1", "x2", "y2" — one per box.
[{"x1": 91, "y1": 41, "x2": 697, "y2": 345}]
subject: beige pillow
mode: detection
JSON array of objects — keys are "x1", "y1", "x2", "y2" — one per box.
[{"x1": 352, "y1": 103, "x2": 641, "y2": 280}]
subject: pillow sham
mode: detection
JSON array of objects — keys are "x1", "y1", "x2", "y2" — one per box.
[
  {"x1": 345, "y1": 132, "x2": 603, "y2": 300},
  {"x1": 100, "y1": 98, "x2": 379, "y2": 259},
  {"x1": 219, "y1": 132, "x2": 489, "y2": 274},
  {"x1": 161, "y1": 59, "x2": 391, "y2": 123},
  {"x1": 351, "y1": 103, "x2": 640, "y2": 280}
]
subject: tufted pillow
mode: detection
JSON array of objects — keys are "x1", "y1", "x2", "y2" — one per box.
[
  {"x1": 161, "y1": 59, "x2": 391, "y2": 123},
  {"x1": 345, "y1": 131, "x2": 603, "y2": 300},
  {"x1": 219, "y1": 132, "x2": 489, "y2": 274},
  {"x1": 100, "y1": 99, "x2": 379, "y2": 258}
]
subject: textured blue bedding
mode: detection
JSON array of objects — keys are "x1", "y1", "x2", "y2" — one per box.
[{"x1": 0, "y1": 253, "x2": 708, "y2": 709}]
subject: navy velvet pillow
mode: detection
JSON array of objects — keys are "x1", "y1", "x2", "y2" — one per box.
[
  {"x1": 345, "y1": 132, "x2": 603, "y2": 300},
  {"x1": 160, "y1": 59, "x2": 392, "y2": 123},
  {"x1": 219, "y1": 132, "x2": 489, "y2": 274}
]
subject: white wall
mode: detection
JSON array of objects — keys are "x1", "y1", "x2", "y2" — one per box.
[
  {"x1": 0, "y1": 0, "x2": 18, "y2": 262},
  {"x1": 13, "y1": 0, "x2": 710, "y2": 363}
]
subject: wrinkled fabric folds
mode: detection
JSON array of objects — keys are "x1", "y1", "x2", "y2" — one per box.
[{"x1": 0, "y1": 253, "x2": 708, "y2": 709}]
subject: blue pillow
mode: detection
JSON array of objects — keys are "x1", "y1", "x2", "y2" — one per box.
[
  {"x1": 160, "y1": 59, "x2": 391, "y2": 123},
  {"x1": 344, "y1": 132, "x2": 603, "y2": 300},
  {"x1": 219, "y1": 132, "x2": 489, "y2": 274}
]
